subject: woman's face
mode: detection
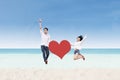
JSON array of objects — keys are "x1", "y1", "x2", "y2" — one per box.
[{"x1": 76, "y1": 37, "x2": 80, "y2": 42}]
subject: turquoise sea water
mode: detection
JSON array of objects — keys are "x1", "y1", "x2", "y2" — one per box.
[
  {"x1": 0, "y1": 48, "x2": 120, "y2": 54},
  {"x1": 0, "y1": 49, "x2": 120, "y2": 68}
]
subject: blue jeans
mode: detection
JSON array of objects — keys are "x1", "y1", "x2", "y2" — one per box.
[{"x1": 41, "y1": 45, "x2": 50, "y2": 61}]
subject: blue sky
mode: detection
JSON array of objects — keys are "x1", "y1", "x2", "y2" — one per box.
[{"x1": 0, "y1": 0, "x2": 120, "y2": 48}]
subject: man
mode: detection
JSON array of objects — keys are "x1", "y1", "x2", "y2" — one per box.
[{"x1": 39, "y1": 19, "x2": 50, "y2": 64}]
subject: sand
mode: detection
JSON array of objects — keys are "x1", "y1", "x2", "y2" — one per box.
[{"x1": 0, "y1": 68, "x2": 120, "y2": 80}]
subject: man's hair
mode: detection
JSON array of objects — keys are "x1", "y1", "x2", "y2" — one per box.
[
  {"x1": 43, "y1": 27, "x2": 48, "y2": 31},
  {"x1": 78, "y1": 35, "x2": 83, "y2": 41}
]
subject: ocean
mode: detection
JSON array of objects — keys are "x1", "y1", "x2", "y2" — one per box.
[
  {"x1": 0, "y1": 49, "x2": 120, "y2": 68},
  {"x1": 0, "y1": 48, "x2": 120, "y2": 54}
]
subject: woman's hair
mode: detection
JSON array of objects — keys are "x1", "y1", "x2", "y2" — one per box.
[{"x1": 78, "y1": 35, "x2": 83, "y2": 41}]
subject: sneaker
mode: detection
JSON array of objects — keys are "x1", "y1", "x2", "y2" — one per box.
[{"x1": 83, "y1": 57, "x2": 85, "y2": 60}]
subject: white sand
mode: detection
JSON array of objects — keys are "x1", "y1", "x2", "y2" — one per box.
[
  {"x1": 0, "y1": 54, "x2": 120, "y2": 80},
  {"x1": 0, "y1": 68, "x2": 120, "y2": 80}
]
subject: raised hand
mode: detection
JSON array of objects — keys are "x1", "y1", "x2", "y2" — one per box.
[
  {"x1": 39, "y1": 19, "x2": 42, "y2": 23},
  {"x1": 39, "y1": 18, "x2": 42, "y2": 29},
  {"x1": 84, "y1": 34, "x2": 87, "y2": 39}
]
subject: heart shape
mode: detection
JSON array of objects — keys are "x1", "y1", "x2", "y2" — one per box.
[{"x1": 49, "y1": 40, "x2": 71, "y2": 59}]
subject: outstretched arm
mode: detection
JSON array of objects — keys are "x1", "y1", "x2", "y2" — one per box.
[
  {"x1": 81, "y1": 35, "x2": 87, "y2": 44},
  {"x1": 39, "y1": 19, "x2": 42, "y2": 33},
  {"x1": 71, "y1": 43, "x2": 74, "y2": 46}
]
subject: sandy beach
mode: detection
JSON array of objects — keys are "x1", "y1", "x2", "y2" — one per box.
[
  {"x1": 0, "y1": 68, "x2": 120, "y2": 80},
  {"x1": 0, "y1": 52, "x2": 120, "y2": 80}
]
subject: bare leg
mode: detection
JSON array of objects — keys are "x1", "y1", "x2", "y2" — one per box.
[
  {"x1": 78, "y1": 54, "x2": 85, "y2": 60},
  {"x1": 74, "y1": 54, "x2": 78, "y2": 60}
]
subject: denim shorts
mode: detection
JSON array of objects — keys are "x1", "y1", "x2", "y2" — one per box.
[{"x1": 74, "y1": 49, "x2": 80, "y2": 54}]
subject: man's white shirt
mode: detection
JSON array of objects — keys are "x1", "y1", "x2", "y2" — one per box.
[{"x1": 40, "y1": 30, "x2": 50, "y2": 46}]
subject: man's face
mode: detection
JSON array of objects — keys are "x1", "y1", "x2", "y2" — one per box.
[{"x1": 44, "y1": 29, "x2": 48, "y2": 34}]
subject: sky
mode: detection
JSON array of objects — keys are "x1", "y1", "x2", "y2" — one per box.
[{"x1": 0, "y1": 0, "x2": 120, "y2": 48}]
